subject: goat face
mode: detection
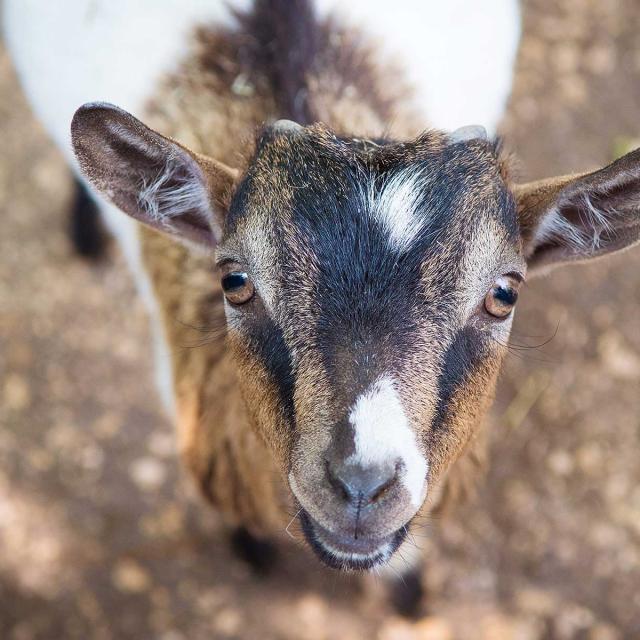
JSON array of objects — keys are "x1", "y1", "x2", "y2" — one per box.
[
  {"x1": 218, "y1": 124, "x2": 522, "y2": 569},
  {"x1": 71, "y1": 104, "x2": 640, "y2": 572}
]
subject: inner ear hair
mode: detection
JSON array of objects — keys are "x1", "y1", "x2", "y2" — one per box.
[
  {"x1": 71, "y1": 102, "x2": 238, "y2": 250},
  {"x1": 515, "y1": 147, "x2": 640, "y2": 274}
]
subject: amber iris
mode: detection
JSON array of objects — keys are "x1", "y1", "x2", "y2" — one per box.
[
  {"x1": 484, "y1": 275, "x2": 521, "y2": 318},
  {"x1": 221, "y1": 266, "x2": 255, "y2": 305}
]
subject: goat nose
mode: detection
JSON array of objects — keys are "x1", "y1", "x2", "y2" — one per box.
[{"x1": 326, "y1": 460, "x2": 398, "y2": 506}]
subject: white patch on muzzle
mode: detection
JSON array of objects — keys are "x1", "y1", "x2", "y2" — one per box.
[{"x1": 348, "y1": 376, "x2": 428, "y2": 507}]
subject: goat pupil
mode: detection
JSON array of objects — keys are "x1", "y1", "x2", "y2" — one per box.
[
  {"x1": 222, "y1": 272, "x2": 248, "y2": 292},
  {"x1": 494, "y1": 286, "x2": 518, "y2": 306}
]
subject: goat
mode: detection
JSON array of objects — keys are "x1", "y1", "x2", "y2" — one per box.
[{"x1": 5, "y1": 0, "x2": 640, "y2": 615}]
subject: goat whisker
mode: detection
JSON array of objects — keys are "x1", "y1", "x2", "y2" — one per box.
[{"x1": 285, "y1": 508, "x2": 303, "y2": 540}]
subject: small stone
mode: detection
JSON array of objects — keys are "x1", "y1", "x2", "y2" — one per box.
[
  {"x1": 598, "y1": 331, "x2": 640, "y2": 381},
  {"x1": 3, "y1": 373, "x2": 31, "y2": 411},
  {"x1": 112, "y1": 558, "x2": 151, "y2": 593},
  {"x1": 555, "y1": 604, "x2": 596, "y2": 638},
  {"x1": 297, "y1": 593, "x2": 328, "y2": 628},
  {"x1": 576, "y1": 443, "x2": 603, "y2": 474},
  {"x1": 548, "y1": 450, "x2": 574, "y2": 476},
  {"x1": 378, "y1": 617, "x2": 416, "y2": 640},
  {"x1": 130, "y1": 456, "x2": 166, "y2": 491},
  {"x1": 414, "y1": 616, "x2": 453, "y2": 640},
  {"x1": 516, "y1": 587, "x2": 556, "y2": 616},
  {"x1": 589, "y1": 624, "x2": 621, "y2": 640},
  {"x1": 214, "y1": 607, "x2": 242, "y2": 636}
]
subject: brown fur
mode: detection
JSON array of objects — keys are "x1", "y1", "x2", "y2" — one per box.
[
  {"x1": 71, "y1": 4, "x2": 640, "y2": 556},
  {"x1": 136, "y1": 17, "x2": 437, "y2": 535},
  {"x1": 130, "y1": 9, "x2": 526, "y2": 539}
]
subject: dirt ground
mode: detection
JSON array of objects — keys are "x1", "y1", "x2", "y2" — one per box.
[{"x1": 1, "y1": 1, "x2": 639, "y2": 639}]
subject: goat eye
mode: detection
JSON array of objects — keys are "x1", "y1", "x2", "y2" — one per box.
[
  {"x1": 221, "y1": 267, "x2": 255, "y2": 305},
  {"x1": 484, "y1": 275, "x2": 521, "y2": 319}
]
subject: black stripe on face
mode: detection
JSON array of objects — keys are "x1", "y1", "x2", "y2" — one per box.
[
  {"x1": 313, "y1": 241, "x2": 426, "y2": 413},
  {"x1": 291, "y1": 163, "x2": 468, "y2": 411},
  {"x1": 431, "y1": 326, "x2": 487, "y2": 434},
  {"x1": 244, "y1": 310, "x2": 296, "y2": 429}
]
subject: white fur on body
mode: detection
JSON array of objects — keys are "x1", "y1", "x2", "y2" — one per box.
[
  {"x1": 3, "y1": 0, "x2": 521, "y2": 576},
  {"x1": 317, "y1": 0, "x2": 521, "y2": 135}
]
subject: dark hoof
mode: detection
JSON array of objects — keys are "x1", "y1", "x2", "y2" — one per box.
[
  {"x1": 69, "y1": 178, "x2": 108, "y2": 260},
  {"x1": 230, "y1": 527, "x2": 277, "y2": 576},
  {"x1": 389, "y1": 569, "x2": 425, "y2": 618}
]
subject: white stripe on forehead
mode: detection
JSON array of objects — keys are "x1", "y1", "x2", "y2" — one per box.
[
  {"x1": 363, "y1": 168, "x2": 430, "y2": 251},
  {"x1": 348, "y1": 375, "x2": 428, "y2": 508}
]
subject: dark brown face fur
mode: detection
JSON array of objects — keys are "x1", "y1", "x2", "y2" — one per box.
[{"x1": 217, "y1": 124, "x2": 524, "y2": 569}]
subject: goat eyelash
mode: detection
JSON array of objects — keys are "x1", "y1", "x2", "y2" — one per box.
[
  {"x1": 215, "y1": 256, "x2": 246, "y2": 268},
  {"x1": 505, "y1": 270, "x2": 526, "y2": 283}
]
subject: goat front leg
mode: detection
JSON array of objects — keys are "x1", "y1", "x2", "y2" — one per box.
[
  {"x1": 230, "y1": 527, "x2": 278, "y2": 576},
  {"x1": 177, "y1": 387, "x2": 285, "y2": 563},
  {"x1": 181, "y1": 415, "x2": 281, "y2": 575}
]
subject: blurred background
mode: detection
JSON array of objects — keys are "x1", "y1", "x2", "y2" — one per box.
[{"x1": 1, "y1": 1, "x2": 639, "y2": 638}]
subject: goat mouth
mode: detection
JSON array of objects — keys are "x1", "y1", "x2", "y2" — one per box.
[{"x1": 298, "y1": 509, "x2": 407, "y2": 571}]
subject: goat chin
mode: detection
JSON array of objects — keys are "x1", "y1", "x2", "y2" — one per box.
[{"x1": 298, "y1": 509, "x2": 408, "y2": 572}]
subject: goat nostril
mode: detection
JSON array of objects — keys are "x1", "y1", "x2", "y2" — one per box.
[
  {"x1": 325, "y1": 460, "x2": 354, "y2": 502},
  {"x1": 370, "y1": 474, "x2": 396, "y2": 503},
  {"x1": 325, "y1": 460, "x2": 398, "y2": 506}
]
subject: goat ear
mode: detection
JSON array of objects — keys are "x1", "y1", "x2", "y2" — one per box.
[
  {"x1": 514, "y1": 148, "x2": 640, "y2": 275},
  {"x1": 71, "y1": 102, "x2": 238, "y2": 250}
]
